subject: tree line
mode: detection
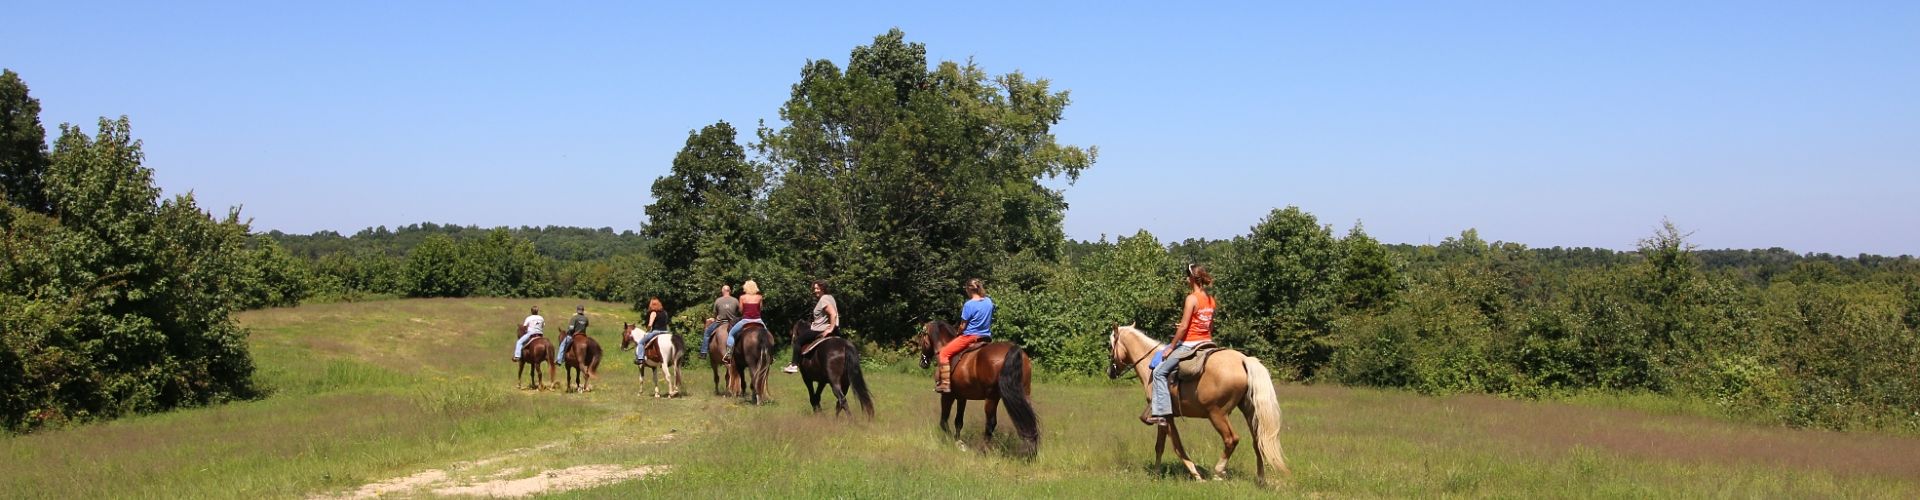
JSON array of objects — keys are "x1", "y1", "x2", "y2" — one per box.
[{"x1": 6, "y1": 29, "x2": 1918, "y2": 434}]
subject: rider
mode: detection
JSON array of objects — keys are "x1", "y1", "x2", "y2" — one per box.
[
  {"x1": 935, "y1": 278, "x2": 994, "y2": 393},
  {"x1": 724, "y1": 279, "x2": 767, "y2": 363},
  {"x1": 1143, "y1": 264, "x2": 1216, "y2": 427},
  {"x1": 511, "y1": 305, "x2": 544, "y2": 362},
  {"x1": 700, "y1": 284, "x2": 740, "y2": 356},
  {"x1": 785, "y1": 280, "x2": 838, "y2": 374},
  {"x1": 556, "y1": 305, "x2": 588, "y2": 363},
  {"x1": 633, "y1": 297, "x2": 671, "y2": 364}
]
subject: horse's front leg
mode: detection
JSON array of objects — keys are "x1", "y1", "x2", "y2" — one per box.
[
  {"x1": 952, "y1": 399, "x2": 968, "y2": 438},
  {"x1": 1155, "y1": 425, "x2": 1169, "y2": 463},
  {"x1": 939, "y1": 396, "x2": 956, "y2": 434},
  {"x1": 1164, "y1": 419, "x2": 1203, "y2": 481}
]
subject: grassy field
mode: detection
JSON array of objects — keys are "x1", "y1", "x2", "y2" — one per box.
[{"x1": 4, "y1": 297, "x2": 1919, "y2": 498}]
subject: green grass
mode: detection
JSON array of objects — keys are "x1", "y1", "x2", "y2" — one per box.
[{"x1": 5, "y1": 297, "x2": 1919, "y2": 498}]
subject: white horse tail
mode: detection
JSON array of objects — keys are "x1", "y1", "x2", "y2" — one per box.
[{"x1": 1242, "y1": 357, "x2": 1291, "y2": 480}]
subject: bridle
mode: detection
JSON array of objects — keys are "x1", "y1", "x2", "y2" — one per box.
[{"x1": 1109, "y1": 327, "x2": 1158, "y2": 380}]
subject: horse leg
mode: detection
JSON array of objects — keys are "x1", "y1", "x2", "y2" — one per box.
[
  {"x1": 982, "y1": 396, "x2": 1001, "y2": 440},
  {"x1": 829, "y1": 376, "x2": 850, "y2": 418},
  {"x1": 1155, "y1": 425, "x2": 1169, "y2": 463},
  {"x1": 939, "y1": 396, "x2": 956, "y2": 434},
  {"x1": 953, "y1": 400, "x2": 968, "y2": 438},
  {"x1": 518, "y1": 362, "x2": 527, "y2": 389},
  {"x1": 1164, "y1": 419, "x2": 1204, "y2": 480},
  {"x1": 1208, "y1": 411, "x2": 1239, "y2": 480},
  {"x1": 807, "y1": 379, "x2": 825, "y2": 413}
]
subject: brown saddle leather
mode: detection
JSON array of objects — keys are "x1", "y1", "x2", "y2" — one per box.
[
  {"x1": 1173, "y1": 342, "x2": 1223, "y2": 381},
  {"x1": 800, "y1": 335, "x2": 832, "y2": 356},
  {"x1": 952, "y1": 339, "x2": 990, "y2": 362}
]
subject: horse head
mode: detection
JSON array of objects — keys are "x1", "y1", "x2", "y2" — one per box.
[
  {"x1": 619, "y1": 322, "x2": 635, "y2": 351},
  {"x1": 1107, "y1": 324, "x2": 1137, "y2": 379}
]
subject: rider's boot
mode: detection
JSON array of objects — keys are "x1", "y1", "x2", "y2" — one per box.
[{"x1": 935, "y1": 363, "x2": 952, "y2": 393}]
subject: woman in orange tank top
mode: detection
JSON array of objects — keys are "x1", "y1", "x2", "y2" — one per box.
[{"x1": 1143, "y1": 263, "x2": 1215, "y2": 426}]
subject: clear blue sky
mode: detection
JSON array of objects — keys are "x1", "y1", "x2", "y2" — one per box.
[{"x1": 8, "y1": 2, "x2": 1917, "y2": 255}]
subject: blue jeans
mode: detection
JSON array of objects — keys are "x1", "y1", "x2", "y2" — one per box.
[
  {"x1": 513, "y1": 333, "x2": 540, "y2": 359},
  {"x1": 555, "y1": 334, "x2": 574, "y2": 363},
  {"x1": 1149, "y1": 344, "x2": 1198, "y2": 418},
  {"x1": 635, "y1": 330, "x2": 667, "y2": 361},
  {"x1": 699, "y1": 321, "x2": 723, "y2": 355},
  {"x1": 727, "y1": 319, "x2": 765, "y2": 350}
]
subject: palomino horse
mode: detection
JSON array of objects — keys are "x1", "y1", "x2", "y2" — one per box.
[
  {"x1": 517, "y1": 335, "x2": 556, "y2": 391},
  {"x1": 729, "y1": 321, "x2": 774, "y2": 405},
  {"x1": 561, "y1": 330, "x2": 603, "y2": 392},
  {"x1": 916, "y1": 320, "x2": 1040, "y2": 456},
  {"x1": 620, "y1": 323, "x2": 685, "y2": 398},
  {"x1": 789, "y1": 321, "x2": 875, "y2": 418},
  {"x1": 705, "y1": 320, "x2": 733, "y2": 396},
  {"x1": 1109, "y1": 325, "x2": 1289, "y2": 482}
]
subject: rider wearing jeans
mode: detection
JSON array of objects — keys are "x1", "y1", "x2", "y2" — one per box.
[
  {"x1": 557, "y1": 305, "x2": 588, "y2": 362},
  {"x1": 1145, "y1": 264, "x2": 1215, "y2": 426},
  {"x1": 634, "y1": 298, "x2": 671, "y2": 364},
  {"x1": 725, "y1": 280, "x2": 767, "y2": 361},
  {"x1": 512, "y1": 306, "x2": 544, "y2": 361},
  {"x1": 700, "y1": 284, "x2": 739, "y2": 356},
  {"x1": 935, "y1": 278, "x2": 993, "y2": 393}
]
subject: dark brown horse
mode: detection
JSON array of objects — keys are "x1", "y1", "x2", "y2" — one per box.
[
  {"x1": 517, "y1": 335, "x2": 555, "y2": 391},
  {"x1": 706, "y1": 320, "x2": 733, "y2": 396},
  {"x1": 561, "y1": 331, "x2": 602, "y2": 393},
  {"x1": 916, "y1": 320, "x2": 1040, "y2": 456},
  {"x1": 730, "y1": 321, "x2": 774, "y2": 405},
  {"x1": 789, "y1": 321, "x2": 874, "y2": 418}
]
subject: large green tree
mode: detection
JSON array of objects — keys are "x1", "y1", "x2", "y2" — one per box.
[
  {"x1": 756, "y1": 29, "x2": 1096, "y2": 340},
  {"x1": 644, "y1": 121, "x2": 765, "y2": 309},
  {"x1": 0, "y1": 69, "x2": 50, "y2": 213},
  {"x1": 1218, "y1": 206, "x2": 1344, "y2": 377}
]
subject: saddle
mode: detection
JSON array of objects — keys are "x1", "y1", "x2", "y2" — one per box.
[
  {"x1": 1173, "y1": 342, "x2": 1223, "y2": 381},
  {"x1": 800, "y1": 335, "x2": 833, "y2": 356},
  {"x1": 951, "y1": 339, "x2": 990, "y2": 362}
]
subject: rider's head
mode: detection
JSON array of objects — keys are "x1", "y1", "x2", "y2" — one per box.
[
  {"x1": 964, "y1": 278, "x2": 986, "y2": 298},
  {"x1": 576, "y1": 304, "x2": 585, "y2": 313},
  {"x1": 531, "y1": 306, "x2": 540, "y2": 315},
  {"x1": 811, "y1": 280, "x2": 830, "y2": 297},
  {"x1": 721, "y1": 284, "x2": 732, "y2": 296},
  {"x1": 647, "y1": 297, "x2": 665, "y2": 314},
  {"x1": 1186, "y1": 263, "x2": 1213, "y2": 288},
  {"x1": 743, "y1": 280, "x2": 760, "y2": 295}
]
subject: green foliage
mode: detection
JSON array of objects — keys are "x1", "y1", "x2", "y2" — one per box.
[
  {"x1": 751, "y1": 29, "x2": 1095, "y2": 343},
  {"x1": 403, "y1": 234, "x2": 471, "y2": 297},
  {"x1": 1, "y1": 117, "x2": 257, "y2": 433},
  {"x1": 645, "y1": 121, "x2": 766, "y2": 308},
  {"x1": 1218, "y1": 206, "x2": 1344, "y2": 377},
  {"x1": 0, "y1": 69, "x2": 51, "y2": 213}
]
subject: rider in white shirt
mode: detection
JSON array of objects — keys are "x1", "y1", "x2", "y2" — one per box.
[{"x1": 512, "y1": 306, "x2": 545, "y2": 362}]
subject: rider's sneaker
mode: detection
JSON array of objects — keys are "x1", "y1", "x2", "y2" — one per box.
[{"x1": 783, "y1": 364, "x2": 799, "y2": 374}]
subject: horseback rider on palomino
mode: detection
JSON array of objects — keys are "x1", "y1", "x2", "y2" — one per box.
[
  {"x1": 556, "y1": 304, "x2": 589, "y2": 363},
  {"x1": 724, "y1": 280, "x2": 767, "y2": 364},
  {"x1": 935, "y1": 278, "x2": 994, "y2": 393},
  {"x1": 785, "y1": 280, "x2": 838, "y2": 374},
  {"x1": 700, "y1": 284, "x2": 740, "y2": 357},
  {"x1": 511, "y1": 306, "x2": 545, "y2": 362},
  {"x1": 634, "y1": 298, "x2": 671, "y2": 364},
  {"x1": 1142, "y1": 264, "x2": 1216, "y2": 427}
]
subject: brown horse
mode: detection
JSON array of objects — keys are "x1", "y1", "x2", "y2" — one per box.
[
  {"x1": 706, "y1": 320, "x2": 733, "y2": 396},
  {"x1": 789, "y1": 321, "x2": 874, "y2": 418},
  {"x1": 916, "y1": 320, "x2": 1039, "y2": 456},
  {"x1": 1109, "y1": 325, "x2": 1289, "y2": 482},
  {"x1": 620, "y1": 323, "x2": 685, "y2": 398},
  {"x1": 729, "y1": 321, "x2": 774, "y2": 405},
  {"x1": 517, "y1": 335, "x2": 556, "y2": 391},
  {"x1": 561, "y1": 331, "x2": 602, "y2": 392}
]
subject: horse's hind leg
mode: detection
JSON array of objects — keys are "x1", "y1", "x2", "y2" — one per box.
[
  {"x1": 829, "y1": 378, "x2": 850, "y2": 417},
  {"x1": 807, "y1": 379, "x2": 825, "y2": 413},
  {"x1": 1208, "y1": 411, "x2": 1239, "y2": 480},
  {"x1": 982, "y1": 396, "x2": 1001, "y2": 439}
]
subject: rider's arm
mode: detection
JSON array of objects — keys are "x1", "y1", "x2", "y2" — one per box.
[
  {"x1": 826, "y1": 300, "x2": 839, "y2": 334},
  {"x1": 1171, "y1": 294, "x2": 1198, "y2": 345}
]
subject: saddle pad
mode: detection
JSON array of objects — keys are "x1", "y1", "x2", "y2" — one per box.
[
  {"x1": 1175, "y1": 343, "x2": 1223, "y2": 381},
  {"x1": 951, "y1": 340, "x2": 990, "y2": 362}
]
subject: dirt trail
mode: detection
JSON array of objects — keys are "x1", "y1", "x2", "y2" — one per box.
[{"x1": 315, "y1": 441, "x2": 668, "y2": 499}]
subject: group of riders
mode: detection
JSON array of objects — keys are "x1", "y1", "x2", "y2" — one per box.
[{"x1": 505, "y1": 264, "x2": 1220, "y2": 426}]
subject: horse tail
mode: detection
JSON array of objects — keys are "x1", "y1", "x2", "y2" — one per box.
[
  {"x1": 848, "y1": 347, "x2": 875, "y2": 419},
  {"x1": 998, "y1": 345, "x2": 1041, "y2": 456},
  {"x1": 1242, "y1": 357, "x2": 1291, "y2": 479}
]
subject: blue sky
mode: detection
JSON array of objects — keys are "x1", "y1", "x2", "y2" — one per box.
[{"x1": 7, "y1": 2, "x2": 1917, "y2": 255}]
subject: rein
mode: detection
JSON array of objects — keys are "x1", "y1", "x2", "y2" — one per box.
[{"x1": 1114, "y1": 328, "x2": 1163, "y2": 380}]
